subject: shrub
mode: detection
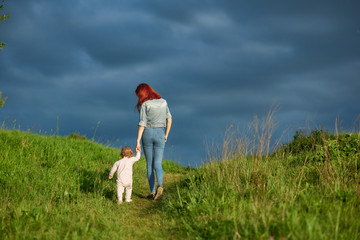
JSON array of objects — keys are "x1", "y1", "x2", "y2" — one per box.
[
  {"x1": 67, "y1": 132, "x2": 87, "y2": 141},
  {"x1": 281, "y1": 129, "x2": 334, "y2": 156}
]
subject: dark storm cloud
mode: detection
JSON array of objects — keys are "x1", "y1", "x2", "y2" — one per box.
[{"x1": 1, "y1": 0, "x2": 359, "y2": 166}]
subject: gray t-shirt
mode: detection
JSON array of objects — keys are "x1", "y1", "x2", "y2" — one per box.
[{"x1": 139, "y1": 98, "x2": 172, "y2": 128}]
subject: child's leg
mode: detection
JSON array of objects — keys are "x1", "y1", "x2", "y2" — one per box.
[
  {"x1": 125, "y1": 185, "x2": 132, "y2": 202},
  {"x1": 117, "y1": 183, "x2": 125, "y2": 202}
]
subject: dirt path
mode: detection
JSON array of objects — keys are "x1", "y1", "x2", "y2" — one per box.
[{"x1": 108, "y1": 173, "x2": 184, "y2": 239}]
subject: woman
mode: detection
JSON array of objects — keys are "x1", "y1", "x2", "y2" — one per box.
[{"x1": 135, "y1": 83, "x2": 172, "y2": 200}]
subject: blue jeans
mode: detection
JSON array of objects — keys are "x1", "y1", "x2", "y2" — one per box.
[{"x1": 142, "y1": 128, "x2": 165, "y2": 193}]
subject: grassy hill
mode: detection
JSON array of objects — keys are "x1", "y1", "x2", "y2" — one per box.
[
  {"x1": 0, "y1": 130, "x2": 188, "y2": 239},
  {"x1": 164, "y1": 129, "x2": 360, "y2": 239},
  {"x1": 1, "y1": 128, "x2": 359, "y2": 239}
]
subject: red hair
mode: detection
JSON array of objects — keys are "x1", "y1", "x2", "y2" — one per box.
[{"x1": 135, "y1": 83, "x2": 161, "y2": 111}]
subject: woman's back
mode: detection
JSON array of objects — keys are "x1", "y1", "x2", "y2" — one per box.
[{"x1": 139, "y1": 98, "x2": 171, "y2": 128}]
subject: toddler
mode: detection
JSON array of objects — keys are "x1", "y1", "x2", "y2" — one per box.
[{"x1": 109, "y1": 146, "x2": 140, "y2": 204}]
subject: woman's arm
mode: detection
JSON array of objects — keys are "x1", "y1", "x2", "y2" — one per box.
[
  {"x1": 136, "y1": 126, "x2": 145, "y2": 152},
  {"x1": 165, "y1": 118, "x2": 172, "y2": 142}
]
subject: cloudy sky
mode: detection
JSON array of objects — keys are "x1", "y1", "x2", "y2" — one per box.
[{"x1": 1, "y1": 0, "x2": 359, "y2": 167}]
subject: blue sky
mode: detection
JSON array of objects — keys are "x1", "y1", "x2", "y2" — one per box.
[{"x1": 1, "y1": 0, "x2": 360, "y2": 167}]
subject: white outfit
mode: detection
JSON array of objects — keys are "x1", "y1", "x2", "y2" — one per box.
[{"x1": 109, "y1": 152, "x2": 140, "y2": 201}]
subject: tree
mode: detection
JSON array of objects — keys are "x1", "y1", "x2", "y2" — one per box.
[
  {"x1": 0, "y1": 0, "x2": 11, "y2": 51},
  {"x1": 0, "y1": 91, "x2": 7, "y2": 108}
]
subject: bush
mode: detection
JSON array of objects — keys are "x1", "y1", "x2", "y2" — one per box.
[
  {"x1": 281, "y1": 129, "x2": 334, "y2": 156},
  {"x1": 67, "y1": 132, "x2": 87, "y2": 141}
]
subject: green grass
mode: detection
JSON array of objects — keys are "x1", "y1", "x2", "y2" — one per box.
[
  {"x1": 162, "y1": 129, "x2": 360, "y2": 239},
  {"x1": 0, "y1": 129, "x2": 186, "y2": 239},
  {"x1": 1, "y1": 126, "x2": 359, "y2": 239}
]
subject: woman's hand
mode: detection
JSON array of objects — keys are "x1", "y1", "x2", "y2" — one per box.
[
  {"x1": 164, "y1": 135, "x2": 168, "y2": 142},
  {"x1": 136, "y1": 142, "x2": 141, "y2": 152}
]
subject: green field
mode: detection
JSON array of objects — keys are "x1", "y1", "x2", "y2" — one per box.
[{"x1": 0, "y1": 126, "x2": 359, "y2": 239}]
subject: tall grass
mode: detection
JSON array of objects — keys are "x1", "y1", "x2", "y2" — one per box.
[{"x1": 164, "y1": 110, "x2": 360, "y2": 239}]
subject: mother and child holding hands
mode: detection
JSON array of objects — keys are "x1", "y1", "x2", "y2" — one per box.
[{"x1": 109, "y1": 83, "x2": 172, "y2": 204}]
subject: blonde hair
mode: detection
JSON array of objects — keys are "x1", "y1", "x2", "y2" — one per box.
[{"x1": 121, "y1": 146, "x2": 133, "y2": 158}]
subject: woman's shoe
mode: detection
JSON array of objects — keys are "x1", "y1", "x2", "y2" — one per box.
[
  {"x1": 145, "y1": 193, "x2": 155, "y2": 199},
  {"x1": 154, "y1": 186, "x2": 163, "y2": 200}
]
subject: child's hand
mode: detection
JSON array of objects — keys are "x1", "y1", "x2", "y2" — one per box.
[{"x1": 109, "y1": 176, "x2": 113, "y2": 180}]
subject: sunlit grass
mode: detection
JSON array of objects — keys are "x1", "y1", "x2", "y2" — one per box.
[
  {"x1": 1, "y1": 109, "x2": 359, "y2": 239},
  {"x1": 0, "y1": 129, "x2": 186, "y2": 239},
  {"x1": 163, "y1": 110, "x2": 360, "y2": 239}
]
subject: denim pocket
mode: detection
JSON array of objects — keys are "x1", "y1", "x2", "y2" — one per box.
[{"x1": 156, "y1": 129, "x2": 165, "y2": 142}]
